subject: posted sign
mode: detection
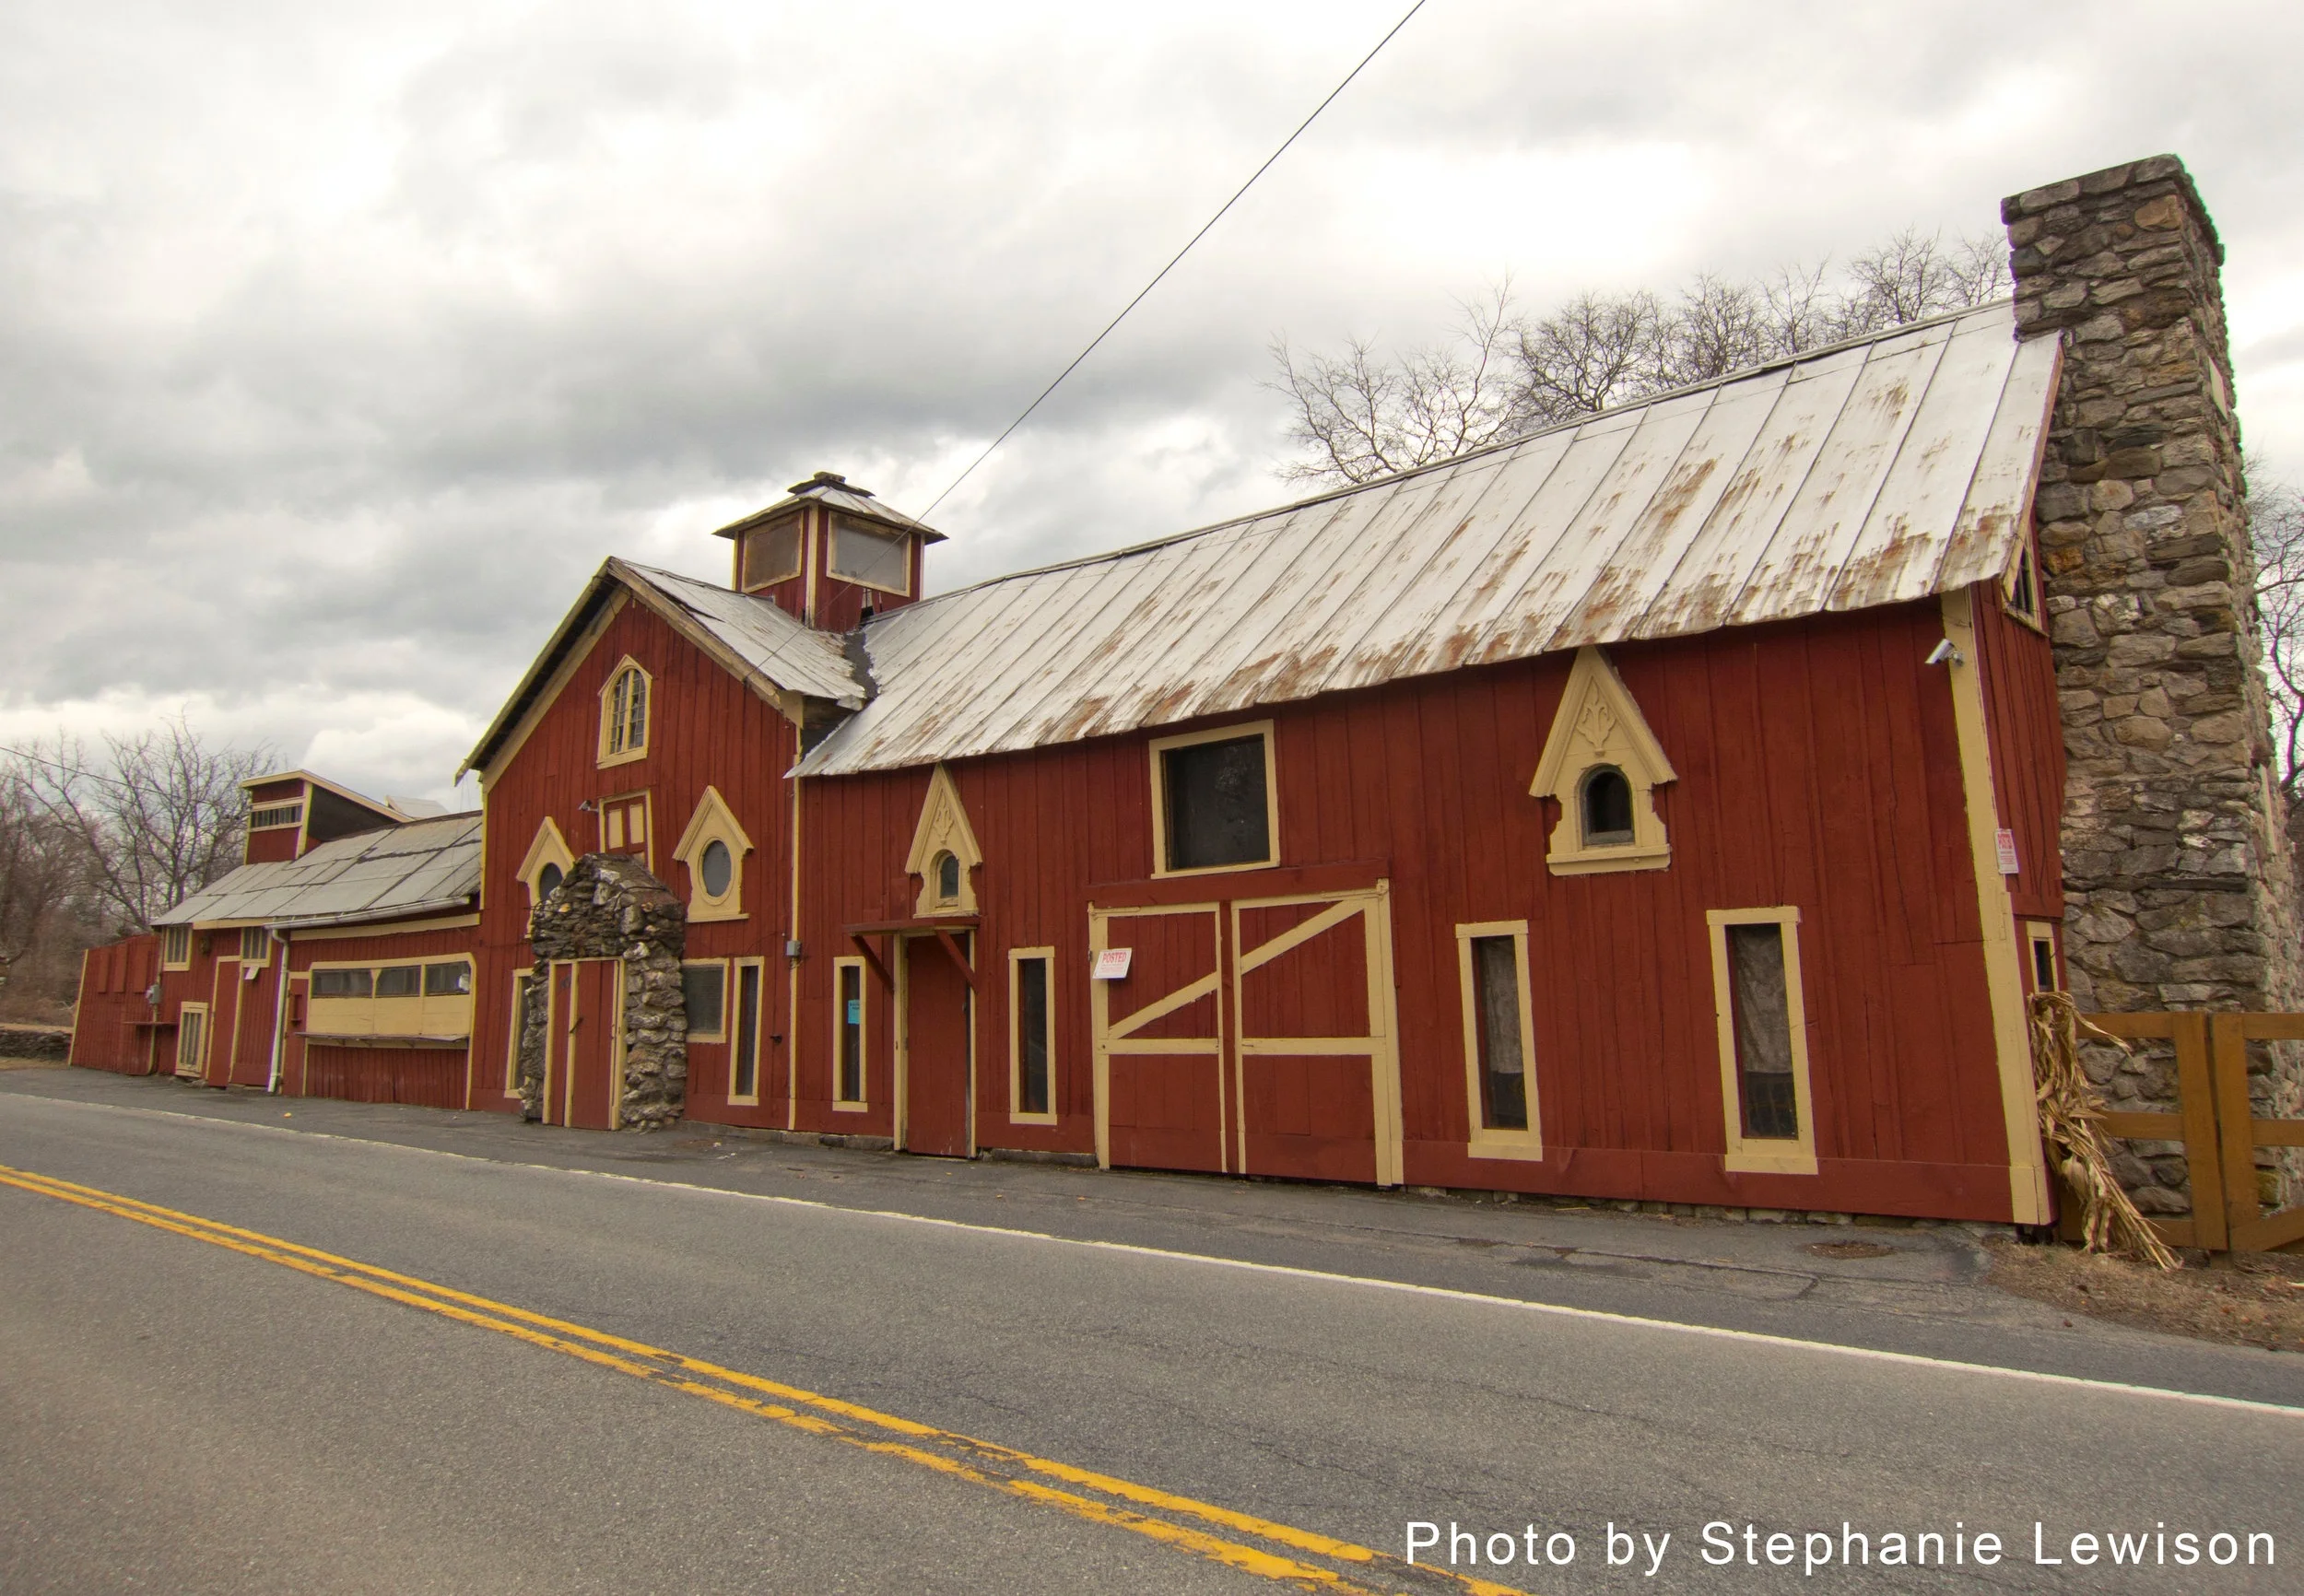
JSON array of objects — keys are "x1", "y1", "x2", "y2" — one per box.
[{"x1": 1091, "y1": 948, "x2": 1134, "y2": 981}]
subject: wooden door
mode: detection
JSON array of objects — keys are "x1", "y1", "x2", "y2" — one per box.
[
  {"x1": 1090, "y1": 904, "x2": 1226, "y2": 1173},
  {"x1": 901, "y1": 933, "x2": 972, "y2": 1158},
  {"x1": 547, "y1": 958, "x2": 624, "y2": 1130},
  {"x1": 1230, "y1": 888, "x2": 1402, "y2": 1187}
]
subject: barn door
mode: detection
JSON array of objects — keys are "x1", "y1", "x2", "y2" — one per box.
[
  {"x1": 1089, "y1": 904, "x2": 1226, "y2": 1174},
  {"x1": 1229, "y1": 887, "x2": 1402, "y2": 1187},
  {"x1": 900, "y1": 932, "x2": 973, "y2": 1158},
  {"x1": 547, "y1": 958, "x2": 625, "y2": 1130}
]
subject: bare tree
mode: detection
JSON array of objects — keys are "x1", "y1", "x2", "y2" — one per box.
[
  {"x1": 0, "y1": 762, "x2": 88, "y2": 996},
  {"x1": 25, "y1": 717, "x2": 273, "y2": 933},
  {"x1": 2251, "y1": 465, "x2": 2304, "y2": 804},
  {"x1": 1271, "y1": 223, "x2": 2017, "y2": 487}
]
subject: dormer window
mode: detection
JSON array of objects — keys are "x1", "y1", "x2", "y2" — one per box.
[
  {"x1": 930, "y1": 851, "x2": 961, "y2": 908},
  {"x1": 828, "y1": 515, "x2": 911, "y2": 595},
  {"x1": 599, "y1": 659, "x2": 651, "y2": 766},
  {"x1": 741, "y1": 515, "x2": 804, "y2": 592},
  {"x1": 1580, "y1": 766, "x2": 1635, "y2": 847}
]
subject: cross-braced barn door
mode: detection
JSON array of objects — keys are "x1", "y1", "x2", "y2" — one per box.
[
  {"x1": 1230, "y1": 888, "x2": 1402, "y2": 1187},
  {"x1": 1089, "y1": 904, "x2": 1226, "y2": 1174}
]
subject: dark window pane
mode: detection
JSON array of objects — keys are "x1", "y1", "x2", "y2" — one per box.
[
  {"x1": 625, "y1": 671, "x2": 647, "y2": 749},
  {"x1": 377, "y1": 966, "x2": 420, "y2": 998},
  {"x1": 1017, "y1": 956, "x2": 1051, "y2": 1116},
  {"x1": 1163, "y1": 734, "x2": 1270, "y2": 871},
  {"x1": 732, "y1": 963, "x2": 760, "y2": 1097},
  {"x1": 935, "y1": 851, "x2": 960, "y2": 902},
  {"x1": 536, "y1": 863, "x2": 563, "y2": 901},
  {"x1": 699, "y1": 839, "x2": 733, "y2": 898},
  {"x1": 838, "y1": 963, "x2": 864, "y2": 1102},
  {"x1": 1581, "y1": 766, "x2": 1634, "y2": 844},
  {"x1": 424, "y1": 962, "x2": 471, "y2": 996},
  {"x1": 1471, "y1": 935, "x2": 1528, "y2": 1131},
  {"x1": 2032, "y1": 937, "x2": 2056, "y2": 992},
  {"x1": 312, "y1": 968, "x2": 371, "y2": 999},
  {"x1": 1728, "y1": 923, "x2": 1799, "y2": 1140},
  {"x1": 684, "y1": 964, "x2": 726, "y2": 1036}
]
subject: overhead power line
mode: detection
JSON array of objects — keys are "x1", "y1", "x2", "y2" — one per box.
[
  {"x1": 919, "y1": 0, "x2": 1432, "y2": 522},
  {"x1": 0, "y1": 743, "x2": 137, "y2": 795}
]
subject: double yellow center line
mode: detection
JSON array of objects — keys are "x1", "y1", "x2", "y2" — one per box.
[{"x1": 0, "y1": 1163, "x2": 1533, "y2": 1596}]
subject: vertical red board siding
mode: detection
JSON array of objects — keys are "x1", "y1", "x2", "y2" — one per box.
[
  {"x1": 1971, "y1": 585, "x2": 2068, "y2": 923},
  {"x1": 282, "y1": 922, "x2": 477, "y2": 1105},
  {"x1": 67, "y1": 934, "x2": 162, "y2": 1074},
  {"x1": 474, "y1": 589, "x2": 798, "y2": 1125}
]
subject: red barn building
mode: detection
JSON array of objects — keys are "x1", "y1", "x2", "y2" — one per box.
[{"x1": 444, "y1": 302, "x2": 2069, "y2": 1225}]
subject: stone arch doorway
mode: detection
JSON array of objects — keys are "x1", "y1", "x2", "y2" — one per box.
[{"x1": 517, "y1": 854, "x2": 687, "y2": 1129}]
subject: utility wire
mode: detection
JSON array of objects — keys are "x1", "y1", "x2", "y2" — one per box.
[
  {"x1": 919, "y1": 0, "x2": 1431, "y2": 522},
  {"x1": 0, "y1": 743, "x2": 137, "y2": 795}
]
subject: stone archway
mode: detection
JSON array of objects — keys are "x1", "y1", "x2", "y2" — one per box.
[{"x1": 516, "y1": 853, "x2": 687, "y2": 1128}]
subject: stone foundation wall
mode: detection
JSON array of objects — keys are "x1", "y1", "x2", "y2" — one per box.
[
  {"x1": 519, "y1": 853, "x2": 688, "y2": 1129},
  {"x1": 2006, "y1": 155, "x2": 2304, "y2": 1216}
]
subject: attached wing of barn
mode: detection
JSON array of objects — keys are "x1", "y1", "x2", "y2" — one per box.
[
  {"x1": 156, "y1": 815, "x2": 483, "y2": 930},
  {"x1": 799, "y1": 303, "x2": 2059, "y2": 778}
]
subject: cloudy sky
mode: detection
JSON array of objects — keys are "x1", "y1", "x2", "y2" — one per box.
[{"x1": 4, "y1": 0, "x2": 2299, "y2": 806}]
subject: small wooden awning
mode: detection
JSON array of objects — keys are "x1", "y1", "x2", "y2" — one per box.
[{"x1": 841, "y1": 918, "x2": 979, "y2": 990}]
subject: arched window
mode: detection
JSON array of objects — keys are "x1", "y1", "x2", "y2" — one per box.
[
  {"x1": 1580, "y1": 766, "x2": 1635, "y2": 847},
  {"x1": 599, "y1": 659, "x2": 651, "y2": 765},
  {"x1": 931, "y1": 851, "x2": 961, "y2": 907},
  {"x1": 536, "y1": 863, "x2": 564, "y2": 900}
]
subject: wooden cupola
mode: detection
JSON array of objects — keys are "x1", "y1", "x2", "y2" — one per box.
[{"x1": 712, "y1": 471, "x2": 946, "y2": 632}]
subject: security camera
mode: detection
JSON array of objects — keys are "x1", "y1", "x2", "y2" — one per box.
[{"x1": 1924, "y1": 639, "x2": 1963, "y2": 667}]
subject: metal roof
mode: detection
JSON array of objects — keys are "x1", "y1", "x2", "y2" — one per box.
[
  {"x1": 711, "y1": 471, "x2": 948, "y2": 545},
  {"x1": 156, "y1": 815, "x2": 482, "y2": 929},
  {"x1": 618, "y1": 562, "x2": 866, "y2": 707},
  {"x1": 797, "y1": 303, "x2": 2059, "y2": 779}
]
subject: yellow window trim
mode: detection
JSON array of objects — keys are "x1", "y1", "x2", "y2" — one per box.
[
  {"x1": 826, "y1": 515, "x2": 913, "y2": 596},
  {"x1": 505, "y1": 967, "x2": 535, "y2": 1095},
  {"x1": 160, "y1": 924, "x2": 194, "y2": 970},
  {"x1": 684, "y1": 956, "x2": 731, "y2": 1045},
  {"x1": 1454, "y1": 921, "x2": 1543, "y2": 1162},
  {"x1": 1147, "y1": 720, "x2": 1280, "y2": 879},
  {"x1": 904, "y1": 764, "x2": 983, "y2": 916},
  {"x1": 596, "y1": 656, "x2": 652, "y2": 769},
  {"x1": 738, "y1": 512, "x2": 805, "y2": 592},
  {"x1": 306, "y1": 955, "x2": 476, "y2": 1042},
  {"x1": 726, "y1": 956, "x2": 764, "y2": 1105},
  {"x1": 1706, "y1": 907, "x2": 1819, "y2": 1176},
  {"x1": 1008, "y1": 946, "x2": 1058, "y2": 1127},
  {"x1": 1530, "y1": 647, "x2": 1675, "y2": 875},
  {"x1": 2003, "y1": 538, "x2": 2047, "y2": 635},
  {"x1": 2024, "y1": 921, "x2": 2060, "y2": 994},
  {"x1": 596, "y1": 790, "x2": 653, "y2": 876},
  {"x1": 292, "y1": 913, "x2": 480, "y2": 943},
  {"x1": 831, "y1": 955, "x2": 868, "y2": 1110},
  {"x1": 516, "y1": 817, "x2": 577, "y2": 910},
  {"x1": 673, "y1": 786, "x2": 754, "y2": 923},
  {"x1": 175, "y1": 1002, "x2": 211, "y2": 1075}
]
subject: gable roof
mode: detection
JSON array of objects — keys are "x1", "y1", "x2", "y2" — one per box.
[
  {"x1": 713, "y1": 471, "x2": 948, "y2": 545},
  {"x1": 239, "y1": 769, "x2": 413, "y2": 821},
  {"x1": 458, "y1": 557, "x2": 865, "y2": 780},
  {"x1": 157, "y1": 814, "x2": 482, "y2": 929},
  {"x1": 797, "y1": 302, "x2": 2059, "y2": 778}
]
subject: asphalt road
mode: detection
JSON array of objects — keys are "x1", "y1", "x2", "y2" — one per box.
[{"x1": 3, "y1": 1074, "x2": 2298, "y2": 1594}]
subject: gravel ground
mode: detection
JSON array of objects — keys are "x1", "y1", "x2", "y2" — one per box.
[{"x1": 1987, "y1": 1236, "x2": 2304, "y2": 1354}]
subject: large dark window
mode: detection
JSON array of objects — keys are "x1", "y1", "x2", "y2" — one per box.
[
  {"x1": 1581, "y1": 765, "x2": 1634, "y2": 846},
  {"x1": 1470, "y1": 936, "x2": 1528, "y2": 1132},
  {"x1": 1161, "y1": 733, "x2": 1271, "y2": 872},
  {"x1": 731, "y1": 962, "x2": 760, "y2": 1098},
  {"x1": 1728, "y1": 923, "x2": 1798, "y2": 1140},
  {"x1": 684, "y1": 962, "x2": 726, "y2": 1039},
  {"x1": 1016, "y1": 954, "x2": 1052, "y2": 1117}
]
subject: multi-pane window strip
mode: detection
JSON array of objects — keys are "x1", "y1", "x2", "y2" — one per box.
[
  {"x1": 239, "y1": 926, "x2": 270, "y2": 962},
  {"x1": 249, "y1": 804, "x2": 303, "y2": 829},
  {"x1": 160, "y1": 925, "x2": 192, "y2": 967}
]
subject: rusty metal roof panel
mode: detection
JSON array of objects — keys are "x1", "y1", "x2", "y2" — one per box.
[
  {"x1": 622, "y1": 563, "x2": 866, "y2": 708},
  {"x1": 797, "y1": 302, "x2": 2053, "y2": 779}
]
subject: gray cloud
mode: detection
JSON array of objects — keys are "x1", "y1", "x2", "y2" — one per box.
[{"x1": 3, "y1": 0, "x2": 2300, "y2": 803}]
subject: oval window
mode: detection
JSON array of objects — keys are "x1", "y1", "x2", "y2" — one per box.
[
  {"x1": 536, "y1": 863, "x2": 564, "y2": 901},
  {"x1": 699, "y1": 839, "x2": 734, "y2": 898},
  {"x1": 935, "y1": 851, "x2": 961, "y2": 903},
  {"x1": 1581, "y1": 766, "x2": 1635, "y2": 846}
]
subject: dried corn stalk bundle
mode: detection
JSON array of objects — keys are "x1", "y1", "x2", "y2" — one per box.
[{"x1": 2028, "y1": 992, "x2": 2181, "y2": 1270}]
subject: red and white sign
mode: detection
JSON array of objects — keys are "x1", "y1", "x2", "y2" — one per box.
[
  {"x1": 1995, "y1": 827, "x2": 2021, "y2": 876},
  {"x1": 1091, "y1": 947, "x2": 1134, "y2": 981}
]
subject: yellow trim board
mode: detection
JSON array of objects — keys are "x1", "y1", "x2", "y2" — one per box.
[
  {"x1": 1941, "y1": 587, "x2": 2051, "y2": 1225},
  {"x1": 1147, "y1": 721, "x2": 1279, "y2": 878},
  {"x1": 1705, "y1": 907, "x2": 1819, "y2": 1177},
  {"x1": 1007, "y1": 946, "x2": 1059, "y2": 1127},
  {"x1": 1455, "y1": 921, "x2": 1543, "y2": 1162},
  {"x1": 1529, "y1": 646, "x2": 1675, "y2": 875}
]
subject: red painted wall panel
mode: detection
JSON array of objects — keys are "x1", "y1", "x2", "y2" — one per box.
[{"x1": 68, "y1": 935, "x2": 162, "y2": 1074}]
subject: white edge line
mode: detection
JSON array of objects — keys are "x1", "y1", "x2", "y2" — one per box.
[{"x1": 12, "y1": 1091, "x2": 2301, "y2": 1420}]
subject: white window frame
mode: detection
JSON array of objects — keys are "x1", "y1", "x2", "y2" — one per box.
[
  {"x1": 1456, "y1": 921, "x2": 1543, "y2": 1161},
  {"x1": 1706, "y1": 907, "x2": 1819, "y2": 1176},
  {"x1": 1148, "y1": 721, "x2": 1279, "y2": 879}
]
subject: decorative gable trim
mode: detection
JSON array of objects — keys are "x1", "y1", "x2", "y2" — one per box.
[
  {"x1": 672, "y1": 785, "x2": 754, "y2": 923},
  {"x1": 1529, "y1": 646, "x2": 1676, "y2": 876},
  {"x1": 904, "y1": 764, "x2": 982, "y2": 916},
  {"x1": 515, "y1": 816, "x2": 577, "y2": 908}
]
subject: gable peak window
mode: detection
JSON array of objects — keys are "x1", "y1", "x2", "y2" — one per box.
[
  {"x1": 931, "y1": 851, "x2": 961, "y2": 906},
  {"x1": 906, "y1": 765, "x2": 982, "y2": 916},
  {"x1": 599, "y1": 660, "x2": 651, "y2": 765},
  {"x1": 827, "y1": 515, "x2": 911, "y2": 595},
  {"x1": 1152, "y1": 722, "x2": 1275, "y2": 876},
  {"x1": 1580, "y1": 765, "x2": 1635, "y2": 847}
]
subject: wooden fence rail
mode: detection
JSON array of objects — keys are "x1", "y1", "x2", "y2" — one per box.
[{"x1": 2081, "y1": 1011, "x2": 2304, "y2": 1255}]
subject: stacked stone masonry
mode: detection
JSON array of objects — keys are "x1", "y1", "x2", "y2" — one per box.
[
  {"x1": 2005, "y1": 155, "x2": 2304, "y2": 1216},
  {"x1": 517, "y1": 853, "x2": 688, "y2": 1129}
]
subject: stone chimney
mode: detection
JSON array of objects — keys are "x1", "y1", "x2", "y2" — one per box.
[{"x1": 2005, "y1": 156, "x2": 2303, "y2": 1206}]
